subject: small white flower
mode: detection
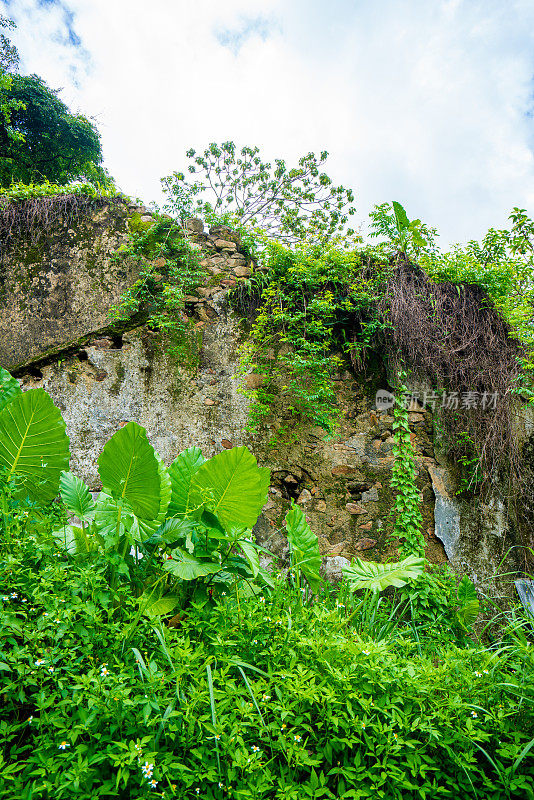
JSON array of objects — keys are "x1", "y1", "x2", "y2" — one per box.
[
  {"x1": 471, "y1": 711, "x2": 478, "y2": 718},
  {"x1": 28, "y1": 716, "x2": 33, "y2": 723},
  {"x1": 149, "y1": 779, "x2": 158, "y2": 788},
  {"x1": 35, "y1": 659, "x2": 45, "y2": 666},
  {"x1": 252, "y1": 639, "x2": 258, "y2": 644},
  {"x1": 100, "y1": 666, "x2": 110, "y2": 677},
  {"x1": 474, "y1": 671, "x2": 482, "y2": 677},
  {"x1": 251, "y1": 745, "x2": 260, "y2": 753},
  {"x1": 362, "y1": 649, "x2": 370, "y2": 655},
  {"x1": 58, "y1": 741, "x2": 70, "y2": 750},
  {"x1": 214, "y1": 733, "x2": 221, "y2": 740},
  {"x1": 259, "y1": 596, "x2": 265, "y2": 603},
  {"x1": 48, "y1": 666, "x2": 55, "y2": 673},
  {"x1": 293, "y1": 734, "x2": 302, "y2": 742},
  {"x1": 483, "y1": 669, "x2": 489, "y2": 675},
  {"x1": 221, "y1": 591, "x2": 227, "y2": 596},
  {"x1": 10, "y1": 592, "x2": 18, "y2": 599},
  {"x1": 262, "y1": 694, "x2": 271, "y2": 701}
]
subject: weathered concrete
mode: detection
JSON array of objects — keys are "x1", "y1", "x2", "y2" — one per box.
[{"x1": 0, "y1": 200, "x2": 145, "y2": 369}]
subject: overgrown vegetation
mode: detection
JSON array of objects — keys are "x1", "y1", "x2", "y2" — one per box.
[{"x1": 1, "y1": 372, "x2": 533, "y2": 799}]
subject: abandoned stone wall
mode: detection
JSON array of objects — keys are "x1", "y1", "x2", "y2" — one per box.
[{"x1": 3, "y1": 197, "x2": 531, "y2": 596}]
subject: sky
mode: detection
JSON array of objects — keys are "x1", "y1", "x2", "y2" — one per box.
[{"x1": 2, "y1": 0, "x2": 534, "y2": 246}]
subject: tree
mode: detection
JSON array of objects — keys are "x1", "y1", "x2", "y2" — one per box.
[
  {"x1": 0, "y1": 74, "x2": 107, "y2": 187},
  {"x1": 161, "y1": 142, "x2": 356, "y2": 244},
  {"x1": 0, "y1": 15, "x2": 24, "y2": 150}
]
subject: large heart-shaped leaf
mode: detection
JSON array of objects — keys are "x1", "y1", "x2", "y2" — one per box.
[
  {"x1": 457, "y1": 575, "x2": 479, "y2": 627},
  {"x1": 168, "y1": 446, "x2": 205, "y2": 517},
  {"x1": 135, "y1": 451, "x2": 171, "y2": 541},
  {"x1": 0, "y1": 368, "x2": 21, "y2": 413},
  {"x1": 0, "y1": 388, "x2": 70, "y2": 502},
  {"x1": 163, "y1": 549, "x2": 221, "y2": 581},
  {"x1": 59, "y1": 471, "x2": 95, "y2": 522},
  {"x1": 98, "y1": 422, "x2": 160, "y2": 520},
  {"x1": 284, "y1": 503, "x2": 321, "y2": 592},
  {"x1": 343, "y1": 555, "x2": 424, "y2": 592},
  {"x1": 190, "y1": 446, "x2": 270, "y2": 530}
]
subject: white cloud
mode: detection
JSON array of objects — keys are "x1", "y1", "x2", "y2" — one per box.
[{"x1": 3, "y1": 0, "x2": 534, "y2": 245}]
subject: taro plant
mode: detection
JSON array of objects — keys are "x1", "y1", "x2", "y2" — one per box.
[
  {"x1": 284, "y1": 502, "x2": 321, "y2": 592},
  {"x1": 54, "y1": 421, "x2": 273, "y2": 612}
]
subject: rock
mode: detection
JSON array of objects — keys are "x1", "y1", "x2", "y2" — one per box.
[
  {"x1": 233, "y1": 265, "x2": 251, "y2": 278},
  {"x1": 316, "y1": 499, "x2": 327, "y2": 512},
  {"x1": 359, "y1": 522, "x2": 373, "y2": 531},
  {"x1": 220, "y1": 279, "x2": 237, "y2": 289},
  {"x1": 214, "y1": 239, "x2": 237, "y2": 252},
  {"x1": 154, "y1": 257, "x2": 166, "y2": 268},
  {"x1": 331, "y1": 465, "x2": 357, "y2": 477},
  {"x1": 284, "y1": 475, "x2": 299, "y2": 485},
  {"x1": 327, "y1": 541, "x2": 347, "y2": 556},
  {"x1": 185, "y1": 218, "x2": 204, "y2": 234},
  {"x1": 209, "y1": 225, "x2": 240, "y2": 245},
  {"x1": 297, "y1": 489, "x2": 312, "y2": 505},
  {"x1": 362, "y1": 487, "x2": 379, "y2": 503},
  {"x1": 355, "y1": 538, "x2": 377, "y2": 551},
  {"x1": 204, "y1": 398, "x2": 215, "y2": 406},
  {"x1": 345, "y1": 502, "x2": 367, "y2": 515},
  {"x1": 322, "y1": 555, "x2": 350, "y2": 584},
  {"x1": 408, "y1": 412, "x2": 425, "y2": 423},
  {"x1": 221, "y1": 438, "x2": 233, "y2": 449},
  {"x1": 245, "y1": 373, "x2": 265, "y2": 390}
]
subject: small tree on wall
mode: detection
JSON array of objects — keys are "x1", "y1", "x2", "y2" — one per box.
[{"x1": 161, "y1": 141, "x2": 356, "y2": 245}]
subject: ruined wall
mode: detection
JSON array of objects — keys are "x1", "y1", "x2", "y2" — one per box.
[{"x1": 6, "y1": 197, "x2": 530, "y2": 594}]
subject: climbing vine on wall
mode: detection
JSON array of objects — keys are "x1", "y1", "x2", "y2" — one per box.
[{"x1": 109, "y1": 215, "x2": 207, "y2": 366}]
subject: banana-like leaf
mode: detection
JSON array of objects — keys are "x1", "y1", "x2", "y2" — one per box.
[
  {"x1": 457, "y1": 575, "x2": 479, "y2": 627},
  {"x1": 343, "y1": 555, "x2": 424, "y2": 592},
  {"x1": 98, "y1": 422, "x2": 160, "y2": 519},
  {"x1": 52, "y1": 524, "x2": 98, "y2": 556},
  {"x1": 168, "y1": 446, "x2": 205, "y2": 517},
  {"x1": 392, "y1": 200, "x2": 410, "y2": 232},
  {"x1": 0, "y1": 368, "x2": 21, "y2": 413},
  {"x1": 284, "y1": 503, "x2": 322, "y2": 592},
  {"x1": 0, "y1": 388, "x2": 70, "y2": 502},
  {"x1": 59, "y1": 471, "x2": 95, "y2": 521},
  {"x1": 163, "y1": 548, "x2": 221, "y2": 581},
  {"x1": 190, "y1": 446, "x2": 270, "y2": 530}
]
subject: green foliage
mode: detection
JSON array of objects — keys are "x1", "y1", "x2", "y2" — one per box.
[
  {"x1": 98, "y1": 422, "x2": 162, "y2": 521},
  {"x1": 343, "y1": 554, "x2": 425, "y2": 592},
  {"x1": 234, "y1": 240, "x2": 390, "y2": 435},
  {"x1": 284, "y1": 503, "x2": 322, "y2": 592},
  {"x1": 109, "y1": 214, "x2": 206, "y2": 365},
  {"x1": 390, "y1": 384, "x2": 424, "y2": 556},
  {"x1": 457, "y1": 575, "x2": 480, "y2": 628},
  {"x1": 0, "y1": 179, "x2": 116, "y2": 202},
  {"x1": 189, "y1": 446, "x2": 270, "y2": 531},
  {"x1": 0, "y1": 366, "x2": 21, "y2": 412},
  {"x1": 420, "y1": 207, "x2": 534, "y2": 362},
  {"x1": 369, "y1": 200, "x2": 436, "y2": 258},
  {"x1": 0, "y1": 387, "x2": 70, "y2": 504},
  {"x1": 1, "y1": 543, "x2": 533, "y2": 800},
  {"x1": 0, "y1": 73, "x2": 109, "y2": 187},
  {"x1": 162, "y1": 141, "x2": 356, "y2": 245}
]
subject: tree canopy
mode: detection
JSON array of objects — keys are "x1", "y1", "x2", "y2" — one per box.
[
  {"x1": 0, "y1": 73, "x2": 107, "y2": 187},
  {"x1": 162, "y1": 141, "x2": 356, "y2": 245}
]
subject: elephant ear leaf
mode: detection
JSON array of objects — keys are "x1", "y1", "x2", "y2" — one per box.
[
  {"x1": 0, "y1": 368, "x2": 21, "y2": 413},
  {"x1": 168, "y1": 446, "x2": 205, "y2": 517},
  {"x1": 284, "y1": 503, "x2": 322, "y2": 592},
  {"x1": 189, "y1": 446, "x2": 269, "y2": 530},
  {"x1": 0, "y1": 387, "x2": 70, "y2": 503},
  {"x1": 457, "y1": 575, "x2": 479, "y2": 627},
  {"x1": 98, "y1": 421, "x2": 160, "y2": 520},
  {"x1": 342, "y1": 555, "x2": 424, "y2": 592},
  {"x1": 59, "y1": 471, "x2": 95, "y2": 522}
]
